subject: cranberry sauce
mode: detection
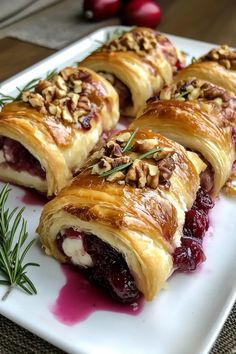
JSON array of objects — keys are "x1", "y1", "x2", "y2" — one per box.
[
  {"x1": 173, "y1": 188, "x2": 214, "y2": 272},
  {"x1": 18, "y1": 187, "x2": 47, "y2": 206},
  {"x1": 0, "y1": 137, "x2": 46, "y2": 179},
  {"x1": 99, "y1": 72, "x2": 132, "y2": 110},
  {"x1": 113, "y1": 77, "x2": 132, "y2": 110},
  {"x1": 52, "y1": 264, "x2": 144, "y2": 325},
  {"x1": 56, "y1": 230, "x2": 140, "y2": 304}
]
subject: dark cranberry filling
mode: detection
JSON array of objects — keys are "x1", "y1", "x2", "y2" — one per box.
[
  {"x1": 113, "y1": 77, "x2": 132, "y2": 110},
  {"x1": 57, "y1": 229, "x2": 140, "y2": 304},
  {"x1": 173, "y1": 188, "x2": 214, "y2": 272},
  {"x1": 57, "y1": 189, "x2": 213, "y2": 303},
  {"x1": 0, "y1": 137, "x2": 46, "y2": 179},
  {"x1": 99, "y1": 72, "x2": 132, "y2": 110}
]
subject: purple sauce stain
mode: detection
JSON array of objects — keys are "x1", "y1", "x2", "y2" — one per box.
[
  {"x1": 17, "y1": 187, "x2": 47, "y2": 206},
  {"x1": 51, "y1": 264, "x2": 144, "y2": 326}
]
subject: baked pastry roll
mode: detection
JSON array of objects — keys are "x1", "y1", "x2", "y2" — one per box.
[
  {"x1": 0, "y1": 67, "x2": 119, "y2": 196},
  {"x1": 131, "y1": 79, "x2": 236, "y2": 197},
  {"x1": 81, "y1": 27, "x2": 184, "y2": 117},
  {"x1": 175, "y1": 45, "x2": 236, "y2": 96},
  {"x1": 37, "y1": 129, "x2": 207, "y2": 302}
]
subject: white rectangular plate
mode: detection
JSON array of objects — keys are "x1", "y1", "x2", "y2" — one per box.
[{"x1": 0, "y1": 26, "x2": 235, "y2": 354}]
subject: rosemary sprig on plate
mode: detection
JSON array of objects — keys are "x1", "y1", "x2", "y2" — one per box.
[
  {"x1": 0, "y1": 184, "x2": 39, "y2": 300},
  {"x1": 0, "y1": 68, "x2": 57, "y2": 108}
]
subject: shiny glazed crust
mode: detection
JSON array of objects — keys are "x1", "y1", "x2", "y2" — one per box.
[
  {"x1": 0, "y1": 67, "x2": 119, "y2": 196},
  {"x1": 175, "y1": 61, "x2": 236, "y2": 95},
  {"x1": 175, "y1": 45, "x2": 236, "y2": 95},
  {"x1": 131, "y1": 82, "x2": 235, "y2": 196},
  {"x1": 37, "y1": 129, "x2": 205, "y2": 300},
  {"x1": 81, "y1": 27, "x2": 184, "y2": 117}
]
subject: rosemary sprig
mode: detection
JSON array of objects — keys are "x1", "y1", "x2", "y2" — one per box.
[
  {"x1": 122, "y1": 128, "x2": 139, "y2": 153},
  {"x1": 101, "y1": 161, "x2": 133, "y2": 177},
  {"x1": 0, "y1": 68, "x2": 57, "y2": 108},
  {"x1": 101, "y1": 147, "x2": 162, "y2": 178},
  {"x1": 0, "y1": 184, "x2": 39, "y2": 300},
  {"x1": 175, "y1": 91, "x2": 189, "y2": 100}
]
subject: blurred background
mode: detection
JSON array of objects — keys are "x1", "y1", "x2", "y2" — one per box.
[{"x1": 0, "y1": 0, "x2": 236, "y2": 82}]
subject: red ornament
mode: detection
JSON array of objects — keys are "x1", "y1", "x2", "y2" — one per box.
[
  {"x1": 121, "y1": 0, "x2": 162, "y2": 28},
  {"x1": 83, "y1": 0, "x2": 121, "y2": 21}
]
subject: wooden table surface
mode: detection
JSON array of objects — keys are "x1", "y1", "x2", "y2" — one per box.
[
  {"x1": 0, "y1": 0, "x2": 236, "y2": 83},
  {"x1": 0, "y1": 1, "x2": 235, "y2": 353}
]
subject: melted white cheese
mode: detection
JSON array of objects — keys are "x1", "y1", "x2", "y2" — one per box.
[{"x1": 62, "y1": 238, "x2": 93, "y2": 267}]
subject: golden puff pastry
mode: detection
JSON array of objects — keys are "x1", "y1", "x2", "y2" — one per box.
[
  {"x1": 175, "y1": 45, "x2": 236, "y2": 96},
  {"x1": 37, "y1": 129, "x2": 206, "y2": 302},
  {"x1": 81, "y1": 27, "x2": 184, "y2": 117},
  {"x1": 0, "y1": 66, "x2": 119, "y2": 196},
  {"x1": 131, "y1": 79, "x2": 236, "y2": 197}
]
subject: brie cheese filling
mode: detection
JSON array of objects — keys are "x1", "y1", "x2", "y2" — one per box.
[{"x1": 62, "y1": 237, "x2": 93, "y2": 267}]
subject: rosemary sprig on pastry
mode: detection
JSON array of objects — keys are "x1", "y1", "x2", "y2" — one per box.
[
  {"x1": 88, "y1": 130, "x2": 175, "y2": 189},
  {"x1": 0, "y1": 69, "x2": 57, "y2": 108},
  {"x1": 0, "y1": 185, "x2": 39, "y2": 300}
]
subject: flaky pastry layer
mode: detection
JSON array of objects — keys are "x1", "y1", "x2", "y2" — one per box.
[
  {"x1": 0, "y1": 67, "x2": 119, "y2": 196},
  {"x1": 37, "y1": 129, "x2": 205, "y2": 300}
]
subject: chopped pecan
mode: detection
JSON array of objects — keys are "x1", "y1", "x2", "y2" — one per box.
[
  {"x1": 135, "y1": 139, "x2": 157, "y2": 153},
  {"x1": 73, "y1": 80, "x2": 83, "y2": 94},
  {"x1": 20, "y1": 67, "x2": 100, "y2": 128},
  {"x1": 106, "y1": 171, "x2": 125, "y2": 183},
  {"x1": 111, "y1": 156, "x2": 132, "y2": 168},
  {"x1": 62, "y1": 107, "x2": 73, "y2": 123},
  {"x1": 199, "y1": 45, "x2": 236, "y2": 70},
  {"x1": 116, "y1": 132, "x2": 131, "y2": 144},
  {"x1": 126, "y1": 159, "x2": 148, "y2": 188},
  {"x1": 105, "y1": 141, "x2": 123, "y2": 157},
  {"x1": 92, "y1": 157, "x2": 112, "y2": 174},
  {"x1": 158, "y1": 156, "x2": 175, "y2": 180}
]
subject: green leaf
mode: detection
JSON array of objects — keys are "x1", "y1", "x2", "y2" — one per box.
[
  {"x1": 122, "y1": 128, "x2": 139, "y2": 153},
  {"x1": 100, "y1": 161, "x2": 133, "y2": 178},
  {"x1": 0, "y1": 184, "x2": 39, "y2": 299}
]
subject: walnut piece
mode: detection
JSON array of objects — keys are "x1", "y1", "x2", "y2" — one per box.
[
  {"x1": 199, "y1": 45, "x2": 236, "y2": 70},
  {"x1": 21, "y1": 68, "x2": 100, "y2": 128}
]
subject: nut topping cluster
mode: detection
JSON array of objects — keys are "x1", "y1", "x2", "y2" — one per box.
[
  {"x1": 22, "y1": 68, "x2": 101, "y2": 129},
  {"x1": 199, "y1": 45, "x2": 236, "y2": 70},
  {"x1": 101, "y1": 29, "x2": 180, "y2": 70},
  {"x1": 88, "y1": 130, "x2": 175, "y2": 189},
  {"x1": 155, "y1": 79, "x2": 232, "y2": 105}
]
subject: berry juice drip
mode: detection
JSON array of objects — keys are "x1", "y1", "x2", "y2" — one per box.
[
  {"x1": 52, "y1": 264, "x2": 144, "y2": 325},
  {"x1": 173, "y1": 188, "x2": 214, "y2": 271},
  {"x1": 56, "y1": 230, "x2": 140, "y2": 304}
]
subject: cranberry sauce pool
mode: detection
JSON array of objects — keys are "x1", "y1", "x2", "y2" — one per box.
[
  {"x1": 17, "y1": 187, "x2": 47, "y2": 206},
  {"x1": 52, "y1": 264, "x2": 144, "y2": 325}
]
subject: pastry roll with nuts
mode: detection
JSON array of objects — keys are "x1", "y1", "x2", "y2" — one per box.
[
  {"x1": 37, "y1": 129, "x2": 207, "y2": 303},
  {"x1": 0, "y1": 67, "x2": 119, "y2": 196},
  {"x1": 81, "y1": 27, "x2": 184, "y2": 117},
  {"x1": 131, "y1": 79, "x2": 236, "y2": 196},
  {"x1": 175, "y1": 45, "x2": 236, "y2": 96}
]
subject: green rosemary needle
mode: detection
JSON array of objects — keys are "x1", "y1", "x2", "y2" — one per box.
[
  {"x1": 175, "y1": 91, "x2": 189, "y2": 100},
  {"x1": 122, "y1": 128, "x2": 139, "y2": 153},
  {"x1": 101, "y1": 161, "x2": 133, "y2": 178},
  {"x1": 100, "y1": 147, "x2": 162, "y2": 178},
  {"x1": 0, "y1": 184, "x2": 39, "y2": 300},
  {"x1": 0, "y1": 68, "x2": 57, "y2": 108}
]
